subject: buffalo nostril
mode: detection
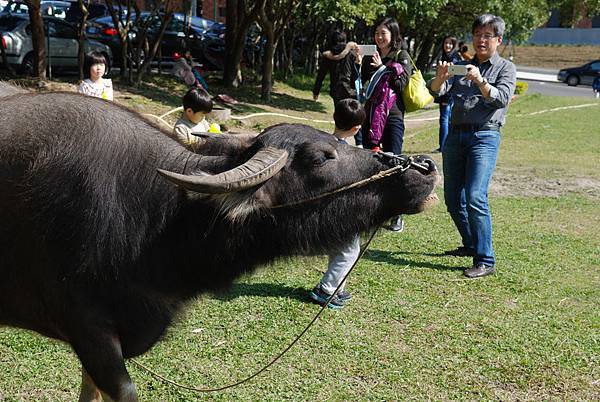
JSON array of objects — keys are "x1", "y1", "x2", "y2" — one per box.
[{"x1": 426, "y1": 159, "x2": 437, "y2": 172}]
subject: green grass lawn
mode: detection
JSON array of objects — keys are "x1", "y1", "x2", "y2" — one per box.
[{"x1": 0, "y1": 78, "x2": 599, "y2": 400}]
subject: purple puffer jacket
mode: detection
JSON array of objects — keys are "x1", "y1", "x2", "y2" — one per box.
[{"x1": 364, "y1": 62, "x2": 404, "y2": 148}]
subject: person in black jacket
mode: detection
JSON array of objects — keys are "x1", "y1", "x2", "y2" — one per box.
[
  {"x1": 313, "y1": 31, "x2": 359, "y2": 103},
  {"x1": 361, "y1": 16, "x2": 412, "y2": 232}
]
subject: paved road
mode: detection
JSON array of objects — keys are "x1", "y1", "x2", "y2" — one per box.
[{"x1": 521, "y1": 79, "x2": 596, "y2": 98}]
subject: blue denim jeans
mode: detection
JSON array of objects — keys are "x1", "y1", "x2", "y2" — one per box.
[
  {"x1": 443, "y1": 128, "x2": 500, "y2": 267},
  {"x1": 381, "y1": 114, "x2": 405, "y2": 155},
  {"x1": 438, "y1": 101, "x2": 452, "y2": 151}
]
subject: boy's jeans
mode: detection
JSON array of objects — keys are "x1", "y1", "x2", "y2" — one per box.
[
  {"x1": 321, "y1": 235, "x2": 360, "y2": 295},
  {"x1": 443, "y1": 128, "x2": 500, "y2": 267}
]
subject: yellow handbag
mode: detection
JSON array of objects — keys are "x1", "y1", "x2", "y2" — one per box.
[{"x1": 402, "y1": 55, "x2": 434, "y2": 113}]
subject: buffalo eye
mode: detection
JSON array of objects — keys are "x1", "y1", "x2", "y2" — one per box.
[{"x1": 313, "y1": 149, "x2": 338, "y2": 167}]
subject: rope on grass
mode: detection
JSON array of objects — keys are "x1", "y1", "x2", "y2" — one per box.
[
  {"x1": 144, "y1": 107, "x2": 438, "y2": 129},
  {"x1": 131, "y1": 228, "x2": 380, "y2": 393}
]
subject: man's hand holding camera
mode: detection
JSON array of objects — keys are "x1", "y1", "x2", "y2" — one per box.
[{"x1": 431, "y1": 61, "x2": 490, "y2": 98}]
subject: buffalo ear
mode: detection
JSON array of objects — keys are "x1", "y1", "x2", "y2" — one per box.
[{"x1": 191, "y1": 132, "x2": 256, "y2": 156}]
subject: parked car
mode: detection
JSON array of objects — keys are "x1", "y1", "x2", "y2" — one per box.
[
  {"x1": 0, "y1": 14, "x2": 112, "y2": 74},
  {"x1": 557, "y1": 59, "x2": 600, "y2": 86},
  {"x1": 0, "y1": 0, "x2": 71, "y2": 19},
  {"x1": 85, "y1": 14, "x2": 138, "y2": 67},
  {"x1": 64, "y1": 1, "x2": 115, "y2": 24},
  {"x1": 85, "y1": 12, "x2": 218, "y2": 68}
]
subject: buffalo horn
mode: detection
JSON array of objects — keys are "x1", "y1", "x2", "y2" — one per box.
[{"x1": 157, "y1": 147, "x2": 288, "y2": 194}]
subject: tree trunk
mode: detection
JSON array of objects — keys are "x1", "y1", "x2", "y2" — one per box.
[
  {"x1": 415, "y1": 31, "x2": 435, "y2": 71},
  {"x1": 26, "y1": 0, "x2": 46, "y2": 79},
  {"x1": 260, "y1": 26, "x2": 274, "y2": 101},
  {"x1": 77, "y1": 0, "x2": 89, "y2": 80},
  {"x1": 223, "y1": 0, "x2": 263, "y2": 87},
  {"x1": 285, "y1": 29, "x2": 294, "y2": 77},
  {"x1": 135, "y1": 12, "x2": 172, "y2": 86}
]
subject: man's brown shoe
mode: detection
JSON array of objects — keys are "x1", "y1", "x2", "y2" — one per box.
[
  {"x1": 444, "y1": 246, "x2": 475, "y2": 257},
  {"x1": 464, "y1": 263, "x2": 496, "y2": 278}
]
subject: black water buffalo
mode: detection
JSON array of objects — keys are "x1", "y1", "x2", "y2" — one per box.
[{"x1": 0, "y1": 86, "x2": 438, "y2": 401}]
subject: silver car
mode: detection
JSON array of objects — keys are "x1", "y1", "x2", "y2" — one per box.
[
  {"x1": 1, "y1": 0, "x2": 72, "y2": 19},
  {"x1": 0, "y1": 14, "x2": 112, "y2": 74}
]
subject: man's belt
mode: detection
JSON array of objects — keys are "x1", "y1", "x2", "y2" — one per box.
[{"x1": 451, "y1": 122, "x2": 500, "y2": 132}]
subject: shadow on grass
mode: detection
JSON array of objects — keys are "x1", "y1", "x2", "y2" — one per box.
[
  {"x1": 209, "y1": 81, "x2": 328, "y2": 114},
  {"x1": 211, "y1": 282, "x2": 310, "y2": 303},
  {"x1": 113, "y1": 75, "x2": 183, "y2": 107},
  {"x1": 364, "y1": 249, "x2": 464, "y2": 271}
]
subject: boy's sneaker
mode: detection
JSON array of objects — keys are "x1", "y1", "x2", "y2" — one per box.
[
  {"x1": 309, "y1": 286, "x2": 350, "y2": 309},
  {"x1": 388, "y1": 215, "x2": 404, "y2": 232},
  {"x1": 335, "y1": 289, "x2": 353, "y2": 302}
]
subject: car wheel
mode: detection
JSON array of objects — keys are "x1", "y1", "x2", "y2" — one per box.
[
  {"x1": 20, "y1": 52, "x2": 34, "y2": 76},
  {"x1": 566, "y1": 74, "x2": 579, "y2": 86}
]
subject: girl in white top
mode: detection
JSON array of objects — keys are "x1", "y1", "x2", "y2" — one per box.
[{"x1": 79, "y1": 51, "x2": 113, "y2": 101}]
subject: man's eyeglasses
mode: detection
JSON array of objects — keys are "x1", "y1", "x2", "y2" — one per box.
[{"x1": 473, "y1": 33, "x2": 497, "y2": 40}]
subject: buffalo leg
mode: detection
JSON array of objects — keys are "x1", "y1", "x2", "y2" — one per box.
[
  {"x1": 72, "y1": 334, "x2": 137, "y2": 402},
  {"x1": 79, "y1": 368, "x2": 102, "y2": 402}
]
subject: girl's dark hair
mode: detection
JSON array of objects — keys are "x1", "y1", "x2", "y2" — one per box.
[
  {"x1": 333, "y1": 99, "x2": 366, "y2": 131},
  {"x1": 83, "y1": 51, "x2": 107, "y2": 79},
  {"x1": 374, "y1": 16, "x2": 404, "y2": 51},
  {"x1": 442, "y1": 35, "x2": 458, "y2": 52},
  {"x1": 182, "y1": 87, "x2": 213, "y2": 114}
]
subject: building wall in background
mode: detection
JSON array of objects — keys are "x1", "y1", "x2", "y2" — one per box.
[
  {"x1": 528, "y1": 28, "x2": 600, "y2": 45},
  {"x1": 201, "y1": 0, "x2": 225, "y2": 22}
]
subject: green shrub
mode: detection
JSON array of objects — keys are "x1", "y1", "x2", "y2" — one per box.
[{"x1": 515, "y1": 80, "x2": 529, "y2": 95}]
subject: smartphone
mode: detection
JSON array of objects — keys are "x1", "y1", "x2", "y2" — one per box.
[
  {"x1": 448, "y1": 64, "x2": 468, "y2": 76},
  {"x1": 357, "y1": 44, "x2": 377, "y2": 56}
]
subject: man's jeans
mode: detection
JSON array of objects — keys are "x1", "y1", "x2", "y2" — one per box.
[{"x1": 443, "y1": 128, "x2": 500, "y2": 267}]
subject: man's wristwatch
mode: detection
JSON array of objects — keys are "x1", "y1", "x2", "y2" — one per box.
[{"x1": 478, "y1": 78, "x2": 488, "y2": 88}]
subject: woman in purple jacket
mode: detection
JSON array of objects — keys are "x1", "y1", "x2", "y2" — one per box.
[{"x1": 361, "y1": 16, "x2": 412, "y2": 232}]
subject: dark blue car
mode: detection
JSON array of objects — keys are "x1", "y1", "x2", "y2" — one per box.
[
  {"x1": 557, "y1": 59, "x2": 600, "y2": 86},
  {"x1": 85, "y1": 12, "x2": 217, "y2": 68}
]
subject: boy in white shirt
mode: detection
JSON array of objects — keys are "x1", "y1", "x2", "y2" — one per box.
[{"x1": 173, "y1": 87, "x2": 214, "y2": 145}]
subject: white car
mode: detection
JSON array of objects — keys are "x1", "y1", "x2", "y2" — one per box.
[{"x1": 0, "y1": 14, "x2": 112, "y2": 74}]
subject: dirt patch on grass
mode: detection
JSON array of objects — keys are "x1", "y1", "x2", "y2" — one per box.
[
  {"x1": 490, "y1": 171, "x2": 600, "y2": 199},
  {"x1": 460, "y1": 44, "x2": 600, "y2": 70},
  {"x1": 511, "y1": 45, "x2": 600, "y2": 69}
]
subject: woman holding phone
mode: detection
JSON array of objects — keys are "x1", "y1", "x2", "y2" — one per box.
[
  {"x1": 361, "y1": 16, "x2": 412, "y2": 232},
  {"x1": 434, "y1": 35, "x2": 461, "y2": 152}
]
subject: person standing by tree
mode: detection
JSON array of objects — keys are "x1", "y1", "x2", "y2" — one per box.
[
  {"x1": 434, "y1": 35, "x2": 460, "y2": 152},
  {"x1": 313, "y1": 31, "x2": 357, "y2": 103},
  {"x1": 427, "y1": 14, "x2": 516, "y2": 278},
  {"x1": 361, "y1": 16, "x2": 412, "y2": 232}
]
